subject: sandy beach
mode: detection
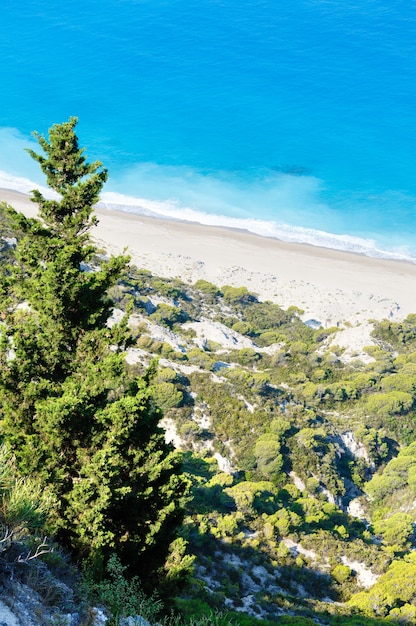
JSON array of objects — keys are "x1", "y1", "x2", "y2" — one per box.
[{"x1": 2, "y1": 188, "x2": 416, "y2": 356}]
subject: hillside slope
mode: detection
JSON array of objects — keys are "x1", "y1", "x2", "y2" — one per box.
[{"x1": 1, "y1": 213, "x2": 416, "y2": 624}]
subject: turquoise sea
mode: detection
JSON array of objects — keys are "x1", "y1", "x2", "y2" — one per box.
[{"x1": 1, "y1": 0, "x2": 416, "y2": 260}]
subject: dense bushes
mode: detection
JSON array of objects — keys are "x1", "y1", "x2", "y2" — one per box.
[{"x1": 3, "y1": 122, "x2": 416, "y2": 622}]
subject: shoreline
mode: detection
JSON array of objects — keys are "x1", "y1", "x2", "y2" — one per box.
[{"x1": 2, "y1": 188, "x2": 416, "y2": 357}]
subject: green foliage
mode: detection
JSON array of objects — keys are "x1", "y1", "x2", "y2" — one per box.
[
  {"x1": 367, "y1": 441, "x2": 416, "y2": 503},
  {"x1": 225, "y1": 481, "x2": 278, "y2": 516},
  {"x1": 113, "y1": 269, "x2": 416, "y2": 619},
  {"x1": 94, "y1": 554, "x2": 163, "y2": 625},
  {"x1": 186, "y1": 348, "x2": 215, "y2": 369},
  {"x1": 0, "y1": 119, "x2": 188, "y2": 589},
  {"x1": 254, "y1": 433, "x2": 283, "y2": 481},
  {"x1": 348, "y1": 554, "x2": 416, "y2": 619},
  {"x1": 231, "y1": 320, "x2": 252, "y2": 335},
  {"x1": 157, "y1": 367, "x2": 181, "y2": 384},
  {"x1": 0, "y1": 444, "x2": 52, "y2": 537},
  {"x1": 174, "y1": 602, "x2": 277, "y2": 626},
  {"x1": 137, "y1": 333, "x2": 155, "y2": 349},
  {"x1": 6, "y1": 134, "x2": 416, "y2": 619},
  {"x1": 372, "y1": 314, "x2": 416, "y2": 352},
  {"x1": 373, "y1": 513, "x2": 414, "y2": 552},
  {"x1": 151, "y1": 303, "x2": 188, "y2": 328},
  {"x1": 194, "y1": 279, "x2": 220, "y2": 301},
  {"x1": 163, "y1": 537, "x2": 195, "y2": 588},
  {"x1": 331, "y1": 564, "x2": 352, "y2": 584},
  {"x1": 153, "y1": 381, "x2": 184, "y2": 411},
  {"x1": 221, "y1": 285, "x2": 256, "y2": 305},
  {"x1": 27, "y1": 116, "x2": 107, "y2": 201},
  {"x1": 267, "y1": 507, "x2": 302, "y2": 536},
  {"x1": 365, "y1": 390, "x2": 414, "y2": 418},
  {"x1": 232, "y1": 347, "x2": 262, "y2": 366},
  {"x1": 354, "y1": 425, "x2": 390, "y2": 466},
  {"x1": 189, "y1": 372, "x2": 274, "y2": 469},
  {"x1": 244, "y1": 301, "x2": 290, "y2": 333},
  {"x1": 365, "y1": 441, "x2": 416, "y2": 531}
]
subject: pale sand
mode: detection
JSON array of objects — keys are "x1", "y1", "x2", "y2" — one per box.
[{"x1": 2, "y1": 188, "x2": 416, "y2": 356}]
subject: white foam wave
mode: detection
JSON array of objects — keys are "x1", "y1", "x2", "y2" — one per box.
[
  {"x1": 0, "y1": 170, "x2": 59, "y2": 200},
  {"x1": 99, "y1": 191, "x2": 416, "y2": 263},
  {"x1": 1, "y1": 168, "x2": 415, "y2": 263}
]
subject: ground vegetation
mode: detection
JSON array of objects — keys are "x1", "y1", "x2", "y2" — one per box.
[{"x1": 1, "y1": 119, "x2": 416, "y2": 623}]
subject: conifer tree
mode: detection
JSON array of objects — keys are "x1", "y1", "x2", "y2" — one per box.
[{"x1": 0, "y1": 118, "x2": 188, "y2": 585}]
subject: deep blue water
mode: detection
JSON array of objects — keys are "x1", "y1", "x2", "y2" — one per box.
[{"x1": 1, "y1": 0, "x2": 416, "y2": 258}]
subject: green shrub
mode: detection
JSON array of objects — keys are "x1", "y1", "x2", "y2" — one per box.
[
  {"x1": 0, "y1": 444, "x2": 53, "y2": 536},
  {"x1": 94, "y1": 554, "x2": 163, "y2": 625},
  {"x1": 331, "y1": 564, "x2": 352, "y2": 584},
  {"x1": 151, "y1": 303, "x2": 187, "y2": 328},
  {"x1": 221, "y1": 285, "x2": 256, "y2": 305},
  {"x1": 153, "y1": 382, "x2": 184, "y2": 411}
]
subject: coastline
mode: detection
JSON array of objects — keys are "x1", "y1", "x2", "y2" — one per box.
[{"x1": 2, "y1": 188, "x2": 416, "y2": 356}]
